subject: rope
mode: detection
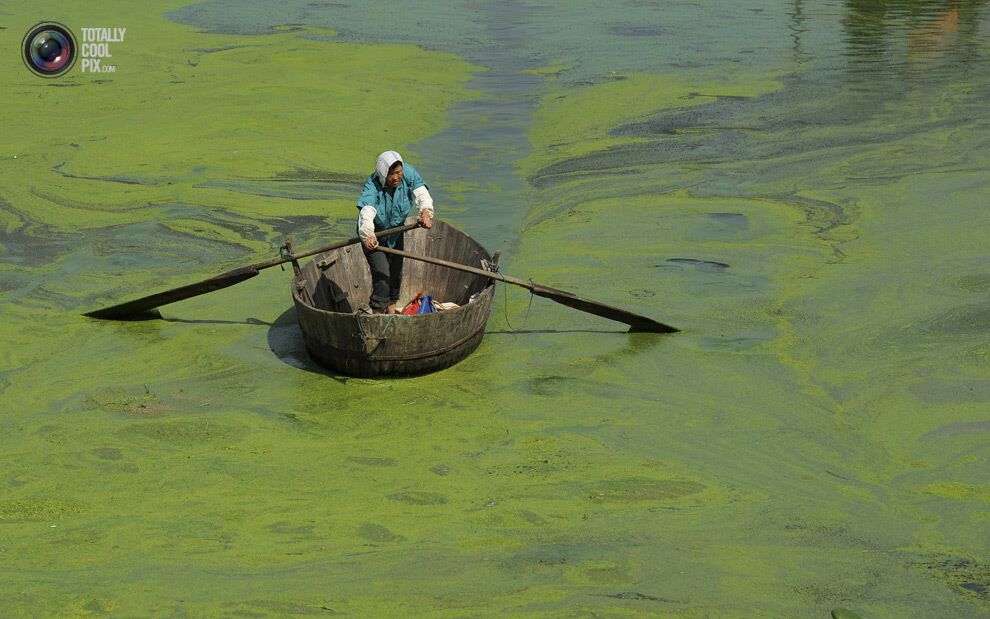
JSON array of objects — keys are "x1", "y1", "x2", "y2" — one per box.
[
  {"x1": 354, "y1": 311, "x2": 397, "y2": 342},
  {"x1": 501, "y1": 279, "x2": 534, "y2": 332},
  {"x1": 278, "y1": 243, "x2": 292, "y2": 271}
]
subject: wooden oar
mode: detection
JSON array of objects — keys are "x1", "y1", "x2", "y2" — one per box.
[
  {"x1": 374, "y1": 246, "x2": 678, "y2": 333},
  {"x1": 84, "y1": 222, "x2": 421, "y2": 320}
]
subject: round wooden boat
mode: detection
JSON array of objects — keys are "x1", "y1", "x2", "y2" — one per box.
[{"x1": 291, "y1": 220, "x2": 496, "y2": 377}]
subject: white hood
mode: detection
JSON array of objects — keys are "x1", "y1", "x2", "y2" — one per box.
[{"x1": 375, "y1": 150, "x2": 403, "y2": 185}]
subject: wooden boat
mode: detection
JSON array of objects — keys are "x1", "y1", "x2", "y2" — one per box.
[{"x1": 291, "y1": 219, "x2": 496, "y2": 377}]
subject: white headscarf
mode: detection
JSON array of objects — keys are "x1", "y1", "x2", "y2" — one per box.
[{"x1": 375, "y1": 150, "x2": 403, "y2": 185}]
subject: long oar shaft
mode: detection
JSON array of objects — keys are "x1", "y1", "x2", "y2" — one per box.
[
  {"x1": 374, "y1": 246, "x2": 677, "y2": 333},
  {"x1": 249, "y1": 222, "x2": 419, "y2": 271},
  {"x1": 85, "y1": 222, "x2": 420, "y2": 320}
]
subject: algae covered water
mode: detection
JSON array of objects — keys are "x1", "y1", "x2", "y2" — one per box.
[{"x1": 2, "y1": 1, "x2": 990, "y2": 616}]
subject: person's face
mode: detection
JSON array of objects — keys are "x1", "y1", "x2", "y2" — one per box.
[{"x1": 385, "y1": 163, "x2": 404, "y2": 190}]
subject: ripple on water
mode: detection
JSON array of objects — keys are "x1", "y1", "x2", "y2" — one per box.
[
  {"x1": 117, "y1": 418, "x2": 249, "y2": 447},
  {"x1": 587, "y1": 478, "x2": 705, "y2": 503},
  {"x1": 918, "y1": 303, "x2": 990, "y2": 336}
]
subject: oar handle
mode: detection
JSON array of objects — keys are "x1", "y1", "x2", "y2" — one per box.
[{"x1": 250, "y1": 222, "x2": 421, "y2": 272}]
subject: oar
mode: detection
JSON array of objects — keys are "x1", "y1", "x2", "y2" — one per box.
[
  {"x1": 84, "y1": 222, "x2": 421, "y2": 320},
  {"x1": 374, "y1": 246, "x2": 678, "y2": 333}
]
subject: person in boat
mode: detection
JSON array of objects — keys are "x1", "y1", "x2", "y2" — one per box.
[{"x1": 357, "y1": 150, "x2": 434, "y2": 314}]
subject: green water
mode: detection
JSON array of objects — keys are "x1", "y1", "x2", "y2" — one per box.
[{"x1": 3, "y1": 1, "x2": 990, "y2": 616}]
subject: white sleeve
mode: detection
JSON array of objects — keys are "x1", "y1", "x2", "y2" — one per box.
[
  {"x1": 358, "y1": 205, "x2": 377, "y2": 240},
  {"x1": 413, "y1": 186, "x2": 434, "y2": 215}
]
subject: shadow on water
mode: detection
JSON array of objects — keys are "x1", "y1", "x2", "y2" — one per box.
[
  {"x1": 266, "y1": 305, "x2": 349, "y2": 381},
  {"x1": 162, "y1": 316, "x2": 273, "y2": 326},
  {"x1": 265, "y1": 304, "x2": 667, "y2": 379},
  {"x1": 486, "y1": 329, "x2": 628, "y2": 335}
]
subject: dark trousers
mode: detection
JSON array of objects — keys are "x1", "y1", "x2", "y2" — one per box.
[{"x1": 363, "y1": 235, "x2": 403, "y2": 309}]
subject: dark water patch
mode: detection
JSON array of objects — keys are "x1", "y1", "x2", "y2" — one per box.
[
  {"x1": 519, "y1": 510, "x2": 548, "y2": 525},
  {"x1": 35, "y1": 424, "x2": 68, "y2": 445},
  {"x1": 87, "y1": 218, "x2": 257, "y2": 269},
  {"x1": 197, "y1": 168, "x2": 362, "y2": 201},
  {"x1": 911, "y1": 380, "x2": 990, "y2": 404},
  {"x1": 501, "y1": 546, "x2": 569, "y2": 570},
  {"x1": 3, "y1": 217, "x2": 258, "y2": 307},
  {"x1": 358, "y1": 523, "x2": 403, "y2": 542},
  {"x1": 387, "y1": 491, "x2": 447, "y2": 505},
  {"x1": 666, "y1": 258, "x2": 731, "y2": 270},
  {"x1": 527, "y1": 74, "x2": 980, "y2": 194},
  {"x1": 918, "y1": 303, "x2": 990, "y2": 336},
  {"x1": 588, "y1": 478, "x2": 705, "y2": 503},
  {"x1": 775, "y1": 194, "x2": 853, "y2": 238},
  {"x1": 169, "y1": 0, "x2": 491, "y2": 51},
  {"x1": 117, "y1": 418, "x2": 249, "y2": 446},
  {"x1": 918, "y1": 555, "x2": 990, "y2": 603},
  {"x1": 0, "y1": 272, "x2": 30, "y2": 293},
  {"x1": 615, "y1": 98, "x2": 751, "y2": 138},
  {"x1": 267, "y1": 520, "x2": 315, "y2": 536},
  {"x1": 954, "y1": 273, "x2": 990, "y2": 293},
  {"x1": 162, "y1": 519, "x2": 235, "y2": 553},
  {"x1": 487, "y1": 454, "x2": 575, "y2": 479},
  {"x1": 262, "y1": 215, "x2": 335, "y2": 247},
  {"x1": 0, "y1": 196, "x2": 81, "y2": 266},
  {"x1": 347, "y1": 456, "x2": 397, "y2": 467},
  {"x1": 90, "y1": 447, "x2": 123, "y2": 461},
  {"x1": 684, "y1": 92, "x2": 754, "y2": 102},
  {"x1": 697, "y1": 331, "x2": 775, "y2": 352},
  {"x1": 81, "y1": 387, "x2": 168, "y2": 416},
  {"x1": 610, "y1": 25, "x2": 670, "y2": 37},
  {"x1": 275, "y1": 168, "x2": 364, "y2": 184},
  {"x1": 526, "y1": 374, "x2": 576, "y2": 397},
  {"x1": 710, "y1": 212, "x2": 748, "y2": 222},
  {"x1": 195, "y1": 179, "x2": 352, "y2": 201},
  {"x1": 599, "y1": 591, "x2": 677, "y2": 603},
  {"x1": 187, "y1": 44, "x2": 262, "y2": 54},
  {"x1": 52, "y1": 162, "x2": 163, "y2": 186},
  {"x1": 962, "y1": 582, "x2": 988, "y2": 595},
  {"x1": 222, "y1": 599, "x2": 328, "y2": 616},
  {"x1": 919, "y1": 420, "x2": 990, "y2": 441}
]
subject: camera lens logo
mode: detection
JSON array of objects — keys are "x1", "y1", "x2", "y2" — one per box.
[{"x1": 22, "y1": 22, "x2": 77, "y2": 77}]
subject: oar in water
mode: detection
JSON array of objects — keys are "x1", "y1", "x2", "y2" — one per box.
[
  {"x1": 84, "y1": 222, "x2": 422, "y2": 320},
  {"x1": 373, "y1": 246, "x2": 678, "y2": 333}
]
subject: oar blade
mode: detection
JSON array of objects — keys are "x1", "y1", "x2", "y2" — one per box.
[
  {"x1": 84, "y1": 267, "x2": 260, "y2": 320},
  {"x1": 530, "y1": 285, "x2": 679, "y2": 333}
]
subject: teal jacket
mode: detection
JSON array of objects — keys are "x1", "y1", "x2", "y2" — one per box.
[{"x1": 356, "y1": 163, "x2": 427, "y2": 247}]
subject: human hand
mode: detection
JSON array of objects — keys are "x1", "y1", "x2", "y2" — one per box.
[
  {"x1": 365, "y1": 235, "x2": 379, "y2": 250},
  {"x1": 419, "y1": 212, "x2": 433, "y2": 229}
]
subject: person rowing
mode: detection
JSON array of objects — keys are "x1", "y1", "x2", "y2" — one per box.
[{"x1": 356, "y1": 150, "x2": 434, "y2": 314}]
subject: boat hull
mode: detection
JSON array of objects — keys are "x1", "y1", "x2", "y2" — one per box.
[{"x1": 291, "y1": 220, "x2": 495, "y2": 377}]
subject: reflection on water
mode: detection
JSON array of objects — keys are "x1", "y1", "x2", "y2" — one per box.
[{"x1": 844, "y1": 0, "x2": 989, "y2": 70}]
